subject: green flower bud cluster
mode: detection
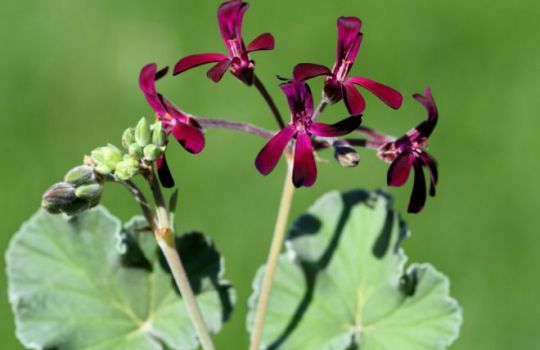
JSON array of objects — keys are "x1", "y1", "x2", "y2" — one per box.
[
  {"x1": 90, "y1": 118, "x2": 167, "y2": 182},
  {"x1": 41, "y1": 165, "x2": 103, "y2": 215},
  {"x1": 122, "y1": 118, "x2": 167, "y2": 162}
]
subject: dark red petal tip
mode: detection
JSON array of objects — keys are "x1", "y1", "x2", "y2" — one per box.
[
  {"x1": 407, "y1": 161, "x2": 427, "y2": 213},
  {"x1": 173, "y1": 53, "x2": 229, "y2": 75},
  {"x1": 387, "y1": 152, "x2": 414, "y2": 187},
  {"x1": 247, "y1": 33, "x2": 275, "y2": 52},
  {"x1": 293, "y1": 63, "x2": 332, "y2": 81},
  {"x1": 255, "y1": 127, "x2": 296, "y2": 175},
  {"x1": 292, "y1": 132, "x2": 317, "y2": 187},
  {"x1": 157, "y1": 155, "x2": 175, "y2": 188},
  {"x1": 170, "y1": 123, "x2": 205, "y2": 154}
]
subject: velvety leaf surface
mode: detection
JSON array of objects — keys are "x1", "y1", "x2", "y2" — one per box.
[
  {"x1": 7, "y1": 207, "x2": 234, "y2": 350},
  {"x1": 248, "y1": 190, "x2": 462, "y2": 350}
]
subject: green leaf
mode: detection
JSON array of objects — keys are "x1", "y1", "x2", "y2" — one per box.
[
  {"x1": 7, "y1": 207, "x2": 234, "y2": 350},
  {"x1": 247, "y1": 190, "x2": 462, "y2": 350}
]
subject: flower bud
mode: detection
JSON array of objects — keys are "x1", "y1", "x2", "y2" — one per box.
[
  {"x1": 114, "y1": 155, "x2": 140, "y2": 181},
  {"x1": 135, "y1": 117, "x2": 151, "y2": 147},
  {"x1": 151, "y1": 122, "x2": 167, "y2": 146},
  {"x1": 91, "y1": 144, "x2": 122, "y2": 174},
  {"x1": 122, "y1": 127, "x2": 136, "y2": 149},
  {"x1": 143, "y1": 144, "x2": 162, "y2": 161},
  {"x1": 128, "y1": 143, "x2": 143, "y2": 159},
  {"x1": 334, "y1": 142, "x2": 360, "y2": 168},
  {"x1": 41, "y1": 182, "x2": 77, "y2": 214},
  {"x1": 64, "y1": 165, "x2": 95, "y2": 186},
  {"x1": 75, "y1": 183, "x2": 103, "y2": 201}
]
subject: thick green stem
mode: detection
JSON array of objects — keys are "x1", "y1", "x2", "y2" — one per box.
[
  {"x1": 250, "y1": 161, "x2": 295, "y2": 350},
  {"x1": 148, "y1": 169, "x2": 216, "y2": 350}
]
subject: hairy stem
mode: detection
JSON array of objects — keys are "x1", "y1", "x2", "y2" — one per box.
[
  {"x1": 147, "y1": 168, "x2": 216, "y2": 350},
  {"x1": 196, "y1": 118, "x2": 275, "y2": 139},
  {"x1": 250, "y1": 160, "x2": 295, "y2": 350},
  {"x1": 121, "y1": 179, "x2": 156, "y2": 230},
  {"x1": 254, "y1": 74, "x2": 286, "y2": 129}
]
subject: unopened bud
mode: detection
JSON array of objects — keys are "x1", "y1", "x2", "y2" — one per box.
[
  {"x1": 64, "y1": 165, "x2": 95, "y2": 186},
  {"x1": 334, "y1": 142, "x2": 360, "y2": 167},
  {"x1": 143, "y1": 144, "x2": 162, "y2": 161},
  {"x1": 135, "y1": 117, "x2": 151, "y2": 147},
  {"x1": 91, "y1": 144, "x2": 122, "y2": 174},
  {"x1": 151, "y1": 123, "x2": 167, "y2": 146},
  {"x1": 75, "y1": 183, "x2": 103, "y2": 201},
  {"x1": 128, "y1": 143, "x2": 143, "y2": 159},
  {"x1": 122, "y1": 128, "x2": 136, "y2": 148},
  {"x1": 115, "y1": 155, "x2": 140, "y2": 181},
  {"x1": 41, "y1": 182, "x2": 77, "y2": 214}
]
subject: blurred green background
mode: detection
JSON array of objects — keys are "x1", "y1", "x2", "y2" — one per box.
[{"x1": 1, "y1": 0, "x2": 539, "y2": 348}]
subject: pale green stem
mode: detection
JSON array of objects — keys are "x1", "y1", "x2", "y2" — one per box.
[
  {"x1": 250, "y1": 160, "x2": 295, "y2": 350},
  {"x1": 148, "y1": 169, "x2": 216, "y2": 350}
]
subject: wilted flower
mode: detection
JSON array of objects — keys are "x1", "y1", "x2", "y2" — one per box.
[
  {"x1": 374, "y1": 88, "x2": 438, "y2": 213},
  {"x1": 255, "y1": 80, "x2": 360, "y2": 187},
  {"x1": 140, "y1": 63, "x2": 206, "y2": 187},
  {"x1": 293, "y1": 17, "x2": 402, "y2": 115},
  {"x1": 173, "y1": 0, "x2": 274, "y2": 85}
]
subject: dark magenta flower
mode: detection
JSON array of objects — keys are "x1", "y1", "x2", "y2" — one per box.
[
  {"x1": 255, "y1": 80, "x2": 361, "y2": 187},
  {"x1": 374, "y1": 88, "x2": 438, "y2": 213},
  {"x1": 139, "y1": 63, "x2": 205, "y2": 187},
  {"x1": 293, "y1": 17, "x2": 402, "y2": 115},
  {"x1": 173, "y1": 0, "x2": 274, "y2": 86}
]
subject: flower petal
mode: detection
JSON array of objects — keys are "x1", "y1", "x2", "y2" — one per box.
[
  {"x1": 336, "y1": 16, "x2": 363, "y2": 65},
  {"x1": 418, "y1": 152, "x2": 438, "y2": 196},
  {"x1": 310, "y1": 116, "x2": 361, "y2": 137},
  {"x1": 157, "y1": 154, "x2": 175, "y2": 188},
  {"x1": 293, "y1": 63, "x2": 332, "y2": 81},
  {"x1": 246, "y1": 33, "x2": 275, "y2": 52},
  {"x1": 170, "y1": 122, "x2": 205, "y2": 154},
  {"x1": 347, "y1": 77, "x2": 403, "y2": 109},
  {"x1": 218, "y1": 0, "x2": 249, "y2": 41},
  {"x1": 293, "y1": 132, "x2": 317, "y2": 187},
  {"x1": 173, "y1": 53, "x2": 229, "y2": 75},
  {"x1": 207, "y1": 59, "x2": 231, "y2": 82},
  {"x1": 255, "y1": 126, "x2": 295, "y2": 175},
  {"x1": 408, "y1": 161, "x2": 427, "y2": 213},
  {"x1": 387, "y1": 152, "x2": 414, "y2": 187},
  {"x1": 343, "y1": 82, "x2": 366, "y2": 115},
  {"x1": 280, "y1": 80, "x2": 314, "y2": 119},
  {"x1": 408, "y1": 88, "x2": 439, "y2": 140},
  {"x1": 139, "y1": 63, "x2": 167, "y2": 115}
]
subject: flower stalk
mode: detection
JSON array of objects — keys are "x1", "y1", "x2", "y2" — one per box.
[
  {"x1": 147, "y1": 168, "x2": 216, "y2": 350},
  {"x1": 250, "y1": 157, "x2": 295, "y2": 350}
]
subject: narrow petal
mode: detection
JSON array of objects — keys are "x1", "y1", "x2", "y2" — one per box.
[
  {"x1": 348, "y1": 77, "x2": 403, "y2": 109},
  {"x1": 170, "y1": 122, "x2": 205, "y2": 154},
  {"x1": 409, "y1": 88, "x2": 439, "y2": 139},
  {"x1": 218, "y1": 0, "x2": 249, "y2": 41},
  {"x1": 293, "y1": 63, "x2": 332, "y2": 81},
  {"x1": 336, "y1": 16, "x2": 363, "y2": 64},
  {"x1": 246, "y1": 33, "x2": 275, "y2": 52},
  {"x1": 157, "y1": 154, "x2": 175, "y2": 188},
  {"x1": 139, "y1": 63, "x2": 167, "y2": 115},
  {"x1": 207, "y1": 59, "x2": 231, "y2": 82},
  {"x1": 255, "y1": 126, "x2": 295, "y2": 175},
  {"x1": 387, "y1": 152, "x2": 414, "y2": 187},
  {"x1": 293, "y1": 132, "x2": 317, "y2": 187},
  {"x1": 154, "y1": 66, "x2": 169, "y2": 80},
  {"x1": 173, "y1": 53, "x2": 229, "y2": 75},
  {"x1": 343, "y1": 82, "x2": 366, "y2": 115},
  {"x1": 280, "y1": 80, "x2": 314, "y2": 119},
  {"x1": 310, "y1": 116, "x2": 361, "y2": 137},
  {"x1": 418, "y1": 152, "x2": 438, "y2": 196},
  {"x1": 408, "y1": 161, "x2": 427, "y2": 213}
]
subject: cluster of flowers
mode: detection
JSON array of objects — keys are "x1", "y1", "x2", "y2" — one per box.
[
  {"x1": 42, "y1": 0, "x2": 439, "y2": 214},
  {"x1": 139, "y1": 0, "x2": 439, "y2": 213}
]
